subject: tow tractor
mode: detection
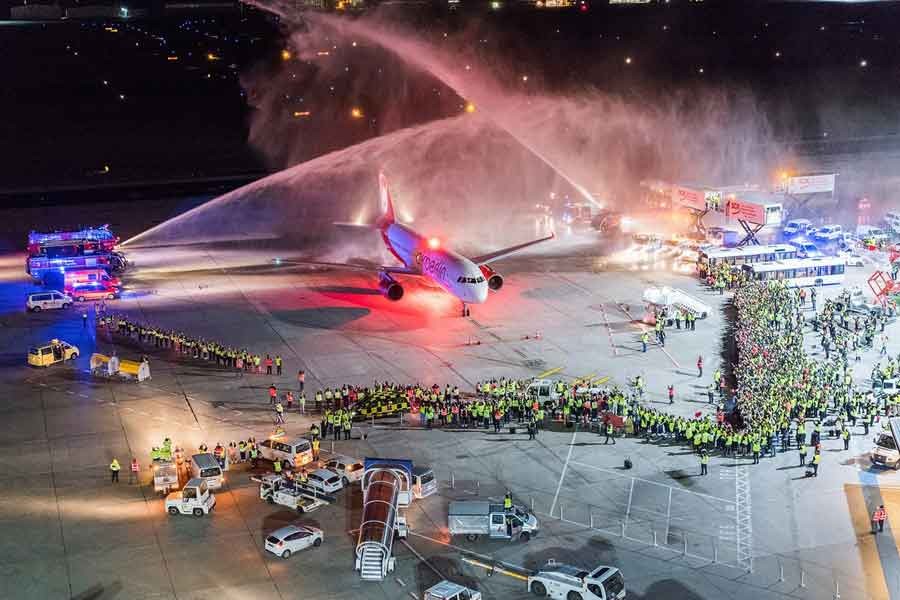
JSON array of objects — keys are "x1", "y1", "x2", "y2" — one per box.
[
  {"x1": 253, "y1": 474, "x2": 332, "y2": 513},
  {"x1": 165, "y1": 478, "x2": 216, "y2": 517},
  {"x1": 527, "y1": 560, "x2": 626, "y2": 600}
]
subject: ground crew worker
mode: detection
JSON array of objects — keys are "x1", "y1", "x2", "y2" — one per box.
[
  {"x1": 275, "y1": 402, "x2": 285, "y2": 424},
  {"x1": 312, "y1": 438, "x2": 320, "y2": 460},
  {"x1": 265, "y1": 354, "x2": 273, "y2": 375},
  {"x1": 527, "y1": 417, "x2": 536, "y2": 440},
  {"x1": 250, "y1": 444, "x2": 259, "y2": 468},
  {"x1": 268, "y1": 384, "x2": 277, "y2": 405},
  {"x1": 799, "y1": 443, "x2": 807, "y2": 466},
  {"x1": 700, "y1": 450, "x2": 709, "y2": 476},
  {"x1": 82, "y1": 312, "x2": 88, "y2": 327},
  {"x1": 812, "y1": 451, "x2": 821, "y2": 476},
  {"x1": 668, "y1": 385, "x2": 675, "y2": 404},
  {"x1": 333, "y1": 412, "x2": 342, "y2": 441},
  {"x1": 275, "y1": 355, "x2": 282, "y2": 376},
  {"x1": 842, "y1": 427, "x2": 851, "y2": 450},
  {"x1": 605, "y1": 421, "x2": 616, "y2": 445},
  {"x1": 273, "y1": 459, "x2": 282, "y2": 475},
  {"x1": 752, "y1": 439, "x2": 761, "y2": 465},
  {"x1": 342, "y1": 413, "x2": 352, "y2": 440},
  {"x1": 299, "y1": 392, "x2": 306, "y2": 415},
  {"x1": 504, "y1": 491, "x2": 513, "y2": 511},
  {"x1": 697, "y1": 355, "x2": 703, "y2": 378},
  {"x1": 298, "y1": 369, "x2": 305, "y2": 392},
  {"x1": 299, "y1": 468, "x2": 308, "y2": 484},
  {"x1": 239, "y1": 440, "x2": 247, "y2": 462},
  {"x1": 641, "y1": 331, "x2": 649, "y2": 353},
  {"x1": 874, "y1": 505, "x2": 887, "y2": 533},
  {"x1": 129, "y1": 458, "x2": 139, "y2": 484},
  {"x1": 707, "y1": 384, "x2": 715, "y2": 404},
  {"x1": 109, "y1": 458, "x2": 121, "y2": 483}
]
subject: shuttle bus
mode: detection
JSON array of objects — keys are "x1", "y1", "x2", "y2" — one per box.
[
  {"x1": 740, "y1": 257, "x2": 845, "y2": 287},
  {"x1": 698, "y1": 244, "x2": 798, "y2": 271}
]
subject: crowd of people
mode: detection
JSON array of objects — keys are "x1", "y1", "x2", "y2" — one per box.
[
  {"x1": 98, "y1": 277, "x2": 900, "y2": 479},
  {"x1": 98, "y1": 314, "x2": 286, "y2": 376}
]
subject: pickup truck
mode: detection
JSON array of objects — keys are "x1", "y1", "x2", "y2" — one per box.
[{"x1": 448, "y1": 500, "x2": 540, "y2": 542}]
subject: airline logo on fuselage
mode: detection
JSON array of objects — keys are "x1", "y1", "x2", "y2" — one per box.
[{"x1": 421, "y1": 254, "x2": 450, "y2": 285}]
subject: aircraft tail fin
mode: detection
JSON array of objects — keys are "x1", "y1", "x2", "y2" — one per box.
[{"x1": 375, "y1": 171, "x2": 396, "y2": 229}]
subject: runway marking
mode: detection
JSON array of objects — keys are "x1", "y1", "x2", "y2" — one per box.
[
  {"x1": 232, "y1": 410, "x2": 242, "y2": 416},
  {"x1": 536, "y1": 366, "x2": 563, "y2": 379},
  {"x1": 569, "y1": 460, "x2": 734, "y2": 503},
  {"x1": 78, "y1": 394, "x2": 89, "y2": 398},
  {"x1": 624, "y1": 478, "x2": 636, "y2": 532},
  {"x1": 846, "y1": 483, "x2": 890, "y2": 599},
  {"x1": 550, "y1": 426, "x2": 578, "y2": 517},
  {"x1": 407, "y1": 531, "x2": 529, "y2": 580},
  {"x1": 598, "y1": 302, "x2": 619, "y2": 357},
  {"x1": 613, "y1": 302, "x2": 680, "y2": 368}
]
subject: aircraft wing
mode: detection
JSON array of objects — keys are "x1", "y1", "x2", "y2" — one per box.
[
  {"x1": 271, "y1": 259, "x2": 420, "y2": 276},
  {"x1": 470, "y1": 233, "x2": 555, "y2": 266}
]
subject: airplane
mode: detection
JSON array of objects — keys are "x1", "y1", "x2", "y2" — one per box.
[{"x1": 286, "y1": 172, "x2": 554, "y2": 312}]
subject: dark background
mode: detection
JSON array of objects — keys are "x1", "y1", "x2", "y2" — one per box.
[{"x1": 3, "y1": 0, "x2": 900, "y2": 197}]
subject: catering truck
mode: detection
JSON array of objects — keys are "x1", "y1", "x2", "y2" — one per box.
[
  {"x1": 527, "y1": 560, "x2": 626, "y2": 600},
  {"x1": 447, "y1": 500, "x2": 540, "y2": 542},
  {"x1": 254, "y1": 474, "x2": 332, "y2": 512}
]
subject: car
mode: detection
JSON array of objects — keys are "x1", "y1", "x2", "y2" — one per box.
[
  {"x1": 265, "y1": 524, "x2": 323, "y2": 558},
  {"x1": 324, "y1": 457, "x2": 365, "y2": 486},
  {"x1": 69, "y1": 283, "x2": 119, "y2": 302},
  {"x1": 305, "y1": 468, "x2": 344, "y2": 494},
  {"x1": 26, "y1": 290, "x2": 72, "y2": 312}
]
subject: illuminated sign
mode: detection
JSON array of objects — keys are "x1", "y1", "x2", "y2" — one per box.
[
  {"x1": 671, "y1": 186, "x2": 706, "y2": 212},
  {"x1": 725, "y1": 198, "x2": 766, "y2": 225},
  {"x1": 788, "y1": 173, "x2": 836, "y2": 195}
]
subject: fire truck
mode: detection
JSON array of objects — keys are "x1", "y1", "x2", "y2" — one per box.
[{"x1": 26, "y1": 226, "x2": 127, "y2": 284}]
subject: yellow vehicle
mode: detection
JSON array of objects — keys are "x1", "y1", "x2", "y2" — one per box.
[{"x1": 27, "y1": 339, "x2": 79, "y2": 367}]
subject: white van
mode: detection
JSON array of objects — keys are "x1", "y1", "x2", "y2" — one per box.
[
  {"x1": 257, "y1": 437, "x2": 313, "y2": 468},
  {"x1": 191, "y1": 452, "x2": 225, "y2": 490},
  {"x1": 26, "y1": 290, "x2": 73, "y2": 312},
  {"x1": 814, "y1": 224, "x2": 843, "y2": 242}
]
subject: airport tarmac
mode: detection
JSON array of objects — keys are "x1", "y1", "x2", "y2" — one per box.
[{"x1": 2, "y1": 237, "x2": 900, "y2": 600}]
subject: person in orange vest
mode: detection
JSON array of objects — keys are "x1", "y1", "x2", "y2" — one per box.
[
  {"x1": 264, "y1": 354, "x2": 273, "y2": 375},
  {"x1": 129, "y1": 458, "x2": 140, "y2": 484},
  {"x1": 697, "y1": 355, "x2": 703, "y2": 378},
  {"x1": 874, "y1": 505, "x2": 888, "y2": 533},
  {"x1": 268, "y1": 384, "x2": 277, "y2": 405},
  {"x1": 297, "y1": 369, "x2": 306, "y2": 392}
]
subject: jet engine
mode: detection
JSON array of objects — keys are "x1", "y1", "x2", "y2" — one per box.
[
  {"x1": 479, "y1": 265, "x2": 504, "y2": 291},
  {"x1": 378, "y1": 272, "x2": 404, "y2": 301}
]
